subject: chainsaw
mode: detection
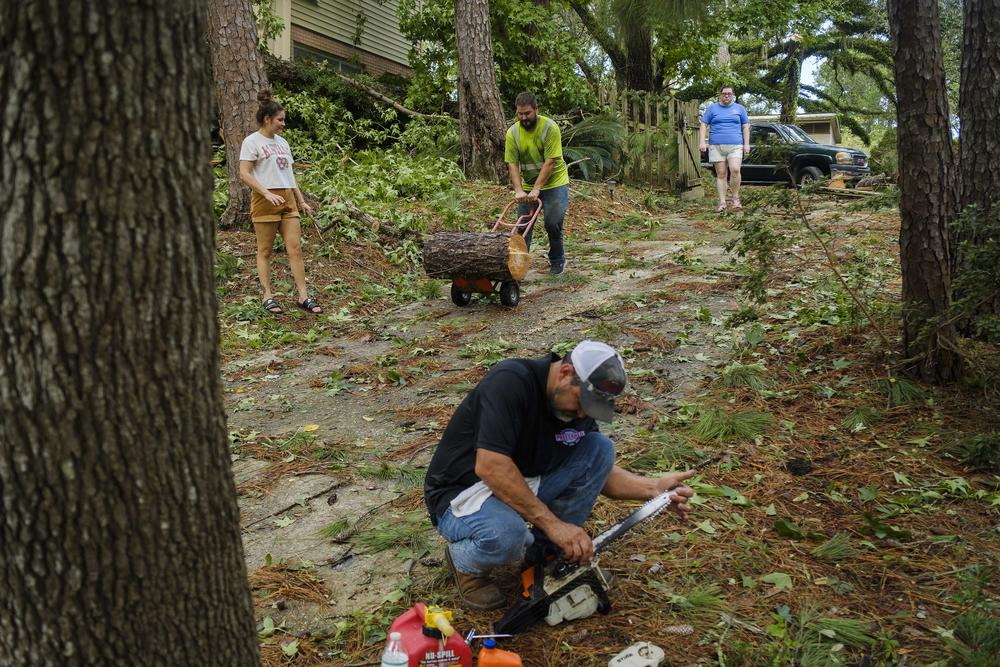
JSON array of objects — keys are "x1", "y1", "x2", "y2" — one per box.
[{"x1": 493, "y1": 465, "x2": 710, "y2": 635}]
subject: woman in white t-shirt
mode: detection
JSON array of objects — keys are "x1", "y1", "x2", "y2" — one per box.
[{"x1": 239, "y1": 90, "x2": 322, "y2": 315}]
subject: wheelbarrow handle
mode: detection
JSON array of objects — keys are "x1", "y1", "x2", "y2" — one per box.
[{"x1": 492, "y1": 198, "x2": 541, "y2": 233}]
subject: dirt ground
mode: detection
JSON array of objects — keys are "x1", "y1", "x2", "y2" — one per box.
[{"x1": 218, "y1": 183, "x2": 999, "y2": 666}]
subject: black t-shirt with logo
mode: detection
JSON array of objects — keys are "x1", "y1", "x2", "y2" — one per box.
[{"x1": 424, "y1": 353, "x2": 598, "y2": 524}]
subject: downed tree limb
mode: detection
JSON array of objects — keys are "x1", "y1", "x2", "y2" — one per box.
[
  {"x1": 819, "y1": 187, "x2": 882, "y2": 198},
  {"x1": 332, "y1": 70, "x2": 454, "y2": 121},
  {"x1": 318, "y1": 197, "x2": 387, "y2": 234}
]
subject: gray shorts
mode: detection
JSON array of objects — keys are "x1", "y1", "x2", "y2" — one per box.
[{"x1": 709, "y1": 144, "x2": 743, "y2": 163}]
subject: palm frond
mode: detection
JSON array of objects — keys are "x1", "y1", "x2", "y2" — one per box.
[{"x1": 562, "y1": 114, "x2": 626, "y2": 180}]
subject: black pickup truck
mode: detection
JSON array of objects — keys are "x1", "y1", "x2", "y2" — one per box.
[{"x1": 702, "y1": 122, "x2": 870, "y2": 186}]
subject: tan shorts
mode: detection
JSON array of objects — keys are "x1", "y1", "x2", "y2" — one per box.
[
  {"x1": 251, "y1": 188, "x2": 299, "y2": 222},
  {"x1": 708, "y1": 144, "x2": 743, "y2": 163}
]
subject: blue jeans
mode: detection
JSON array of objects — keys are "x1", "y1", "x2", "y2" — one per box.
[
  {"x1": 436, "y1": 432, "x2": 615, "y2": 575},
  {"x1": 517, "y1": 184, "x2": 568, "y2": 269}
]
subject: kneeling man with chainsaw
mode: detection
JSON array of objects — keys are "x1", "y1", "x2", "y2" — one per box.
[{"x1": 423, "y1": 340, "x2": 695, "y2": 613}]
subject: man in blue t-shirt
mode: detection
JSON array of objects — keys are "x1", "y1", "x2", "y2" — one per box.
[
  {"x1": 699, "y1": 85, "x2": 750, "y2": 212},
  {"x1": 424, "y1": 340, "x2": 696, "y2": 610}
]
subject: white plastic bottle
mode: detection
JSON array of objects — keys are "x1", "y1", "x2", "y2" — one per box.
[{"x1": 381, "y1": 631, "x2": 409, "y2": 667}]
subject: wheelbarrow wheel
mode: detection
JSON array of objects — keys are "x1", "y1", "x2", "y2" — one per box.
[
  {"x1": 499, "y1": 281, "x2": 520, "y2": 308},
  {"x1": 451, "y1": 283, "x2": 472, "y2": 307}
]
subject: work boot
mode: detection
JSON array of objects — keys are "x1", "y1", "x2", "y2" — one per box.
[{"x1": 444, "y1": 548, "x2": 506, "y2": 611}]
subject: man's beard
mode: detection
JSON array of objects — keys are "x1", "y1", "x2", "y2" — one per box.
[
  {"x1": 549, "y1": 387, "x2": 577, "y2": 422},
  {"x1": 520, "y1": 117, "x2": 537, "y2": 130}
]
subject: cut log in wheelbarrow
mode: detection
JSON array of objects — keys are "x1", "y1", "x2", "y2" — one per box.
[{"x1": 422, "y1": 199, "x2": 541, "y2": 308}]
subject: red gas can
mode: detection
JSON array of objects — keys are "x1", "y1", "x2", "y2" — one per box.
[{"x1": 387, "y1": 603, "x2": 473, "y2": 667}]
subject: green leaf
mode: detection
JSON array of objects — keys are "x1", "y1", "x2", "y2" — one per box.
[
  {"x1": 383, "y1": 589, "x2": 406, "y2": 603},
  {"x1": 280, "y1": 638, "x2": 300, "y2": 657},
  {"x1": 773, "y1": 519, "x2": 804, "y2": 539},
  {"x1": 695, "y1": 520, "x2": 717, "y2": 534},
  {"x1": 832, "y1": 358, "x2": 851, "y2": 370},
  {"x1": 761, "y1": 572, "x2": 793, "y2": 592},
  {"x1": 858, "y1": 485, "x2": 879, "y2": 502},
  {"x1": 792, "y1": 492, "x2": 809, "y2": 502},
  {"x1": 892, "y1": 471, "x2": 911, "y2": 486},
  {"x1": 720, "y1": 486, "x2": 750, "y2": 506},
  {"x1": 764, "y1": 503, "x2": 777, "y2": 516},
  {"x1": 741, "y1": 575, "x2": 756, "y2": 588},
  {"x1": 273, "y1": 516, "x2": 296, "y2": 528}
]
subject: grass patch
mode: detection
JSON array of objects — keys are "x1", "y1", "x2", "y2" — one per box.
[
  {"x1": 459, "y1": 337, "x2": 515, "y2": 368},
  {"x1": 718, "y1": 361, "x2": 769, "y2": 392},
  {"x1": 878, "y1": 376, "x2": 925, "y2": 407},
  {"x1": 352, "y1": 512, "x2": 432, "y2": 556},
  {"x1": 689, "y1": 405, "x2": 773, "y2": 443},
  {"x1": 653, "y1": 582, "x2": 731, "y2": 618},
  {"x1": 811, "y1": 533, "x2": 857, "y2": 562},
  {"x1": 946, "y1": 432, "x2": 1000, "y2": 471},
  {"x1": 318, "y1": 518, "x2": 351, "y2": 541},
  {"x1": 357, "y1": 461, "x2": 423, "y2": 487},
  {"x1": 841, "y1": 406, "x2": 882, "y2": 433},
  {"x1": 628, "y1": 432, "x2": 704, "y2": 472}
]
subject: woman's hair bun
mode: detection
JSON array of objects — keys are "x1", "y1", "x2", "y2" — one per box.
[{"x1": 257, "y1": 89, "x2": 273, "y2": 103}]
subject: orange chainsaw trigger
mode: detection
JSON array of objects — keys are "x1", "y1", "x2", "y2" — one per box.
[{"x1": 519, "y1": 567, "x2": 534, "y2": 599}]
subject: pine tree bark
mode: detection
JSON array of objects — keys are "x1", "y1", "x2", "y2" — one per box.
[
  {"x1": 887, "y1": 0, "x2": 962, "y2": 382},
  {"x1": 0, "y1": 2, "x2": 260, "y2": 664},
  {"x1": 455, "y1": 0, "x2": 509, "y2": 182},
  {"x1": 957, "y1": 0, "x2": 1000, "y2": 215},
  {"x1": 208, "y1": 0, "x2": 271, "y2": 229},
  {"x1": 953, "y1": 0, "x2": 1000, "y2": 330}
]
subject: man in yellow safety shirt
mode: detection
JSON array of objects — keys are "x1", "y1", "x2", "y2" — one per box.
[{"x1": 505, "y1": 92, "x2": 569, "y2": 274}]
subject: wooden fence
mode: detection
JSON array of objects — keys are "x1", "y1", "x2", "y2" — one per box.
[{"x1": 598, "y1": 86, "x2": 703, "y2": 193}]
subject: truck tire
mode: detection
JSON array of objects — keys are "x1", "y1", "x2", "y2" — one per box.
[{"x1": 797, "y1": 166, "x2": 824, "y2": 186}]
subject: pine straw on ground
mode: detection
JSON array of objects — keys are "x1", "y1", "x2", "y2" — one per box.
[{"x1": 250, "y1": 561, "x2": 332, "y2": 609}]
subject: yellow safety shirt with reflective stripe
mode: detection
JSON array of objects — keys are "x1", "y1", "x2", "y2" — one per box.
[{"x1": 504, "y1": 115, "x2": 569, "y2": 190}]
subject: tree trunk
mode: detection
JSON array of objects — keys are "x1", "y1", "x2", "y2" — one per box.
[
  {"x1": 953, "y1": 0, "x2": 1000, "y2": 331},
  {"x1": 423, "y1": 232, "x2": 529, "y2": 281},
  {"x1": 778, "y1": 39, "x2": 802, "y2": 124},
  {"x1": 455, "y1": 0, "x2": 508, "y2": 182},
  {"x1": 622, "y1": 22, "x2": 656, "y2": 91},
  {"x1": 887, "y1": 0, "x2": 962, "y2": 382},
  {"x1": 208, "y1": 0, "x2": 271, "y2": 229},
  {"x1": 957, "y1": 0, "x2": 1000, "y2": 216},
  {"x1": 0, "y1": 2, "x2": 260, "y2": 664}
]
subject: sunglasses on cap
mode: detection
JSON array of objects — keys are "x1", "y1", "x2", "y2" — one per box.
[{"x1": 585, "y1": 377, "x2": 625, "y2": 400}]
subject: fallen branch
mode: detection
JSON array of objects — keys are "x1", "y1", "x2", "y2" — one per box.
[
  {"x1": 793, "y1": 191, "x2": 894, "y2": 350},
  {"x1": 319, "y1": 197, "x2": 387, "y2": 234},
  {"x1": 332, "y1": 71, "x2": 453, "y2": 121},
  {"x1": 243, "y1": 480, "x2": 348, "y2": 529},
  {"x1": 819, "y1": 187, "x2": 880, "y2": 198}
]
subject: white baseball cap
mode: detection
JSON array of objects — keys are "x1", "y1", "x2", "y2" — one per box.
[{"x1": 568, "y1": 340, "x2": 628, "y2": 422}]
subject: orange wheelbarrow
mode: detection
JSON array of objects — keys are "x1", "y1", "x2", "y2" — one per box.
[{"x1": 450, "y1": 199, "x2": 541, "y2": 308}]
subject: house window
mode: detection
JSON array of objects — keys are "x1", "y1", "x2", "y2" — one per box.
[{"x1": 292, "y1": 43, "x2": 363, "y2": 74}]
